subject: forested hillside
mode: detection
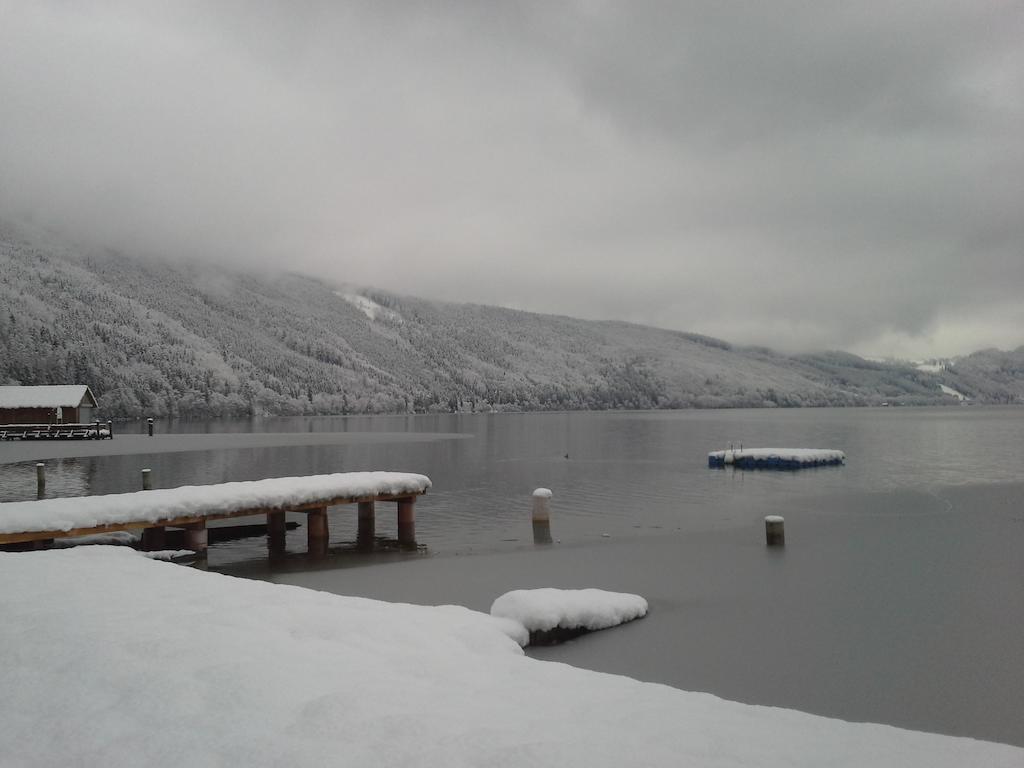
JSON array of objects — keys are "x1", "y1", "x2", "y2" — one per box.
[{"x1": 1, "y1": 223, "x2": 1021, "y2": 419}]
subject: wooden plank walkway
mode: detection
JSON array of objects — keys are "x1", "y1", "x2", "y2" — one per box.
[
  {"x1": 0, "y1": 472, "x2": 429, "y2": 555},
  {"x1": 0, "y1": 422, "x2": 114, "y2": 441}
]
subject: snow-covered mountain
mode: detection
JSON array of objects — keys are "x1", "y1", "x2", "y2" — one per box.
[{"x1": 2, "y1": 223, "x2": 1021, "y2": 418}]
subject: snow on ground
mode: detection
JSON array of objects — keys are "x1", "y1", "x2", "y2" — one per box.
[
  {"x1": 0, "y1": 471, "x2": 431, "y2": 534},
  {"x1": 940, "y1": 384, "x2": 967, "y2": 401},
  {"x1": 0, "y1": 548, "x2": 1019, "y2": 768},
  {"x1": 337, "y1": 292, "x2": 403, "y2": 324},
  {"x1": 491, "y1": 588, "x2": 648, "y2": 634}
]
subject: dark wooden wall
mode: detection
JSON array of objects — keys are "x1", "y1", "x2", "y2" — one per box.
[{"x1": 0, "y1": 407, "x2": 79, "y2": 425}]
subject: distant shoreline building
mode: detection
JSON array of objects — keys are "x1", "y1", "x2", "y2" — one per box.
[{"x1": 0, "y1": 385, "x2": 98, "y2": 424}]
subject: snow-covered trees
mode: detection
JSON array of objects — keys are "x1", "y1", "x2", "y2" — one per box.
[{"x1": 3, "y1": 223, "x2": 1017, "y2": 419}]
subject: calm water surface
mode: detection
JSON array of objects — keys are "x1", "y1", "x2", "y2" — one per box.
[{"x1": 1, "y1": 407, "x2": 1022, "y2": 744}]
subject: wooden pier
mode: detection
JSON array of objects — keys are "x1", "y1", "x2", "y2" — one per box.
[
  {"x1": 0, "y1": 472, "x2": 429, "y2": 556},
  {"x1": 0, "y1": 422, "x2": 113, "y2": 441}
]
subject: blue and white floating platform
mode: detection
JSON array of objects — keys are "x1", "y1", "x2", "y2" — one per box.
[{"x1": 707, "y1": 448, "x2": 846, "y2": 470}]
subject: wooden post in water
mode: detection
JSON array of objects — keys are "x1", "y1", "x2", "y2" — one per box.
[
  {"x1": 307, "y1": 506, "x2": 329, "y2": 556},
  {"x1": 532, "y1": 488, "x2": 553, "y2": 544},
  {"x1": 357, "y1": 501, "x2": 375, "y2": 548},
  {"x1": 147, "y1": 417, "x2": 154, "y2": 437},
  {"x1": 36, "y1": 463, "x2": 45, "y2": 498},
  {"x1": 765, "y1": 515, "x2": 785, "y2": 547},
  {"x1": 141, "y1": 468, "x2": 152, "y2": 491},
  {"x1": 267, "y1": 511, "x2": 287, "y2": 554},
  {"x1": 107, "y1": 420, "x2": 114, "y2": 439},
  {"x1": 397, "y1": 497, "x2": 416, "y2": 546}
]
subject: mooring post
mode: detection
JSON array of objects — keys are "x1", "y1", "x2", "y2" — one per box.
[
  {"x1": 35, "y1": 462, "x2": 45, "y2": 498},
  {"x1": 307, "y1": 506, "x2": 329, "y2": 556},
  {"x1": 107, "y1": 420, "x2": 114, "y2": 439},
  {"x1": 357, "y1": 500, "x2": 375, "y2": 548},
  {"x1": 397, "y1": 497, "x2": 416, "y2": 546},
  {"x1": 532, "y1": 487, "x2": 553, "y2": 544},
  {"x1": 141, "y1": 468, "x2": 152, "y2": 491},
  {"x1": 147, "y1": 417, "x2": 154, "y2": 437},
  {"x1": 765, "y1": 515, "x2": 785, "y2": 546},
  {"x1": 267, "y1": 510, "x2": 287, "y2": 554}
]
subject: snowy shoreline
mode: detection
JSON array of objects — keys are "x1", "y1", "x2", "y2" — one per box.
[{"x1": 1, "y1": 547, "x2": 1019, "y2": 767}]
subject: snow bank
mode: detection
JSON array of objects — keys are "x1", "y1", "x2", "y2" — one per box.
[
  {"x1": 0, "y1": 548, "x2": 1018, "y2": 767},
  {"x1": 708, "y1": 448, "x2": 845, "y2": 469},
  {"x1": 0, "y1": 471, "x2": 431, "y2": 534},
  {"x1": 491, "y1": 588, "x2": 648, "y2": 635}
]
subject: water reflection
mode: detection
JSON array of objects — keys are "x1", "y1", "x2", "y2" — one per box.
[
  {"x1": 0, "y1": 458, "x2": 93, "y2": 502},
  {"x1": 2, "y1": 407, "x2": 1023, "y2": 567}
]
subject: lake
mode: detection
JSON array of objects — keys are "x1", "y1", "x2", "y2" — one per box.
[{"x1": 1, "y1": 407, "x2": 1022, "y2": 745}]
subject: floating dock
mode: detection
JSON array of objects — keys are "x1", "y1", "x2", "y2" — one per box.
[{"x1": 708, "y1": 448, "x2": 845, "y2": 469}]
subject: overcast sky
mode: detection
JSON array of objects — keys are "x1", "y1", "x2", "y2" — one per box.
[{"x1": 1, "y1": 2, "x2": 1022, "y2": 358}]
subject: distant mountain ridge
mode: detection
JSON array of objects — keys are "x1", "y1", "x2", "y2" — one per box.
[{"x1": 1, "y1": 223, "x2": 1021, "y2": 418}]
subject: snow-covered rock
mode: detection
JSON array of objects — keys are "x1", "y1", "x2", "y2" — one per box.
[{"x1": 491, "y1": 587, "x2": 648, "y2": 637}]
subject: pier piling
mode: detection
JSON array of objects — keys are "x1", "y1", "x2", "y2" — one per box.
[
  {"x1": 357, "y1": 501, "x2": 375, "y2": 548},
  {"x1": 141, "y1": 468, "x2": 153, "y2": 491},
  {"x1": 765, "y1": 515, "x2": 785, "y2": 547},
  {"x1": 147, "y1": 418, "x2": 154, "y2": 437},
  {"x1": 307, "y1": 506, "x2": 329, "y2": 556},
  {"x1": 36, "y1": 463, "x2": 45, "y2": 498},
  {"x1": 267, "y1": 511, "x2": 287, "y2": 554},
  {"x1": 182, "y1": 522, "x2": 208, "y2": 552},
  {"x1": 397, "y1": 497, "x2": 416, "y2": 546},
  {"x1": 141, "y1": 526, "x2": 166, "y2": 551}
]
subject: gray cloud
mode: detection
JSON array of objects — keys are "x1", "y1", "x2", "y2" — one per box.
[{"x1": 1, "y1": 0, "x2": 1021, "y2": 358}]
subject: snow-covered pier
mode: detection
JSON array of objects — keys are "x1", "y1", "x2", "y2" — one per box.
[
  {"x1": 708, "y1": 448, "x2": 846, "y2": 469},
  {"x1": 0, "y1": 471, "x2": 431, "y2": 554}
]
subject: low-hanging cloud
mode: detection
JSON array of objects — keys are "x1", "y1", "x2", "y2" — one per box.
[{"x1": 1, "y1": 0, "x2": 1021, "y2": 358}]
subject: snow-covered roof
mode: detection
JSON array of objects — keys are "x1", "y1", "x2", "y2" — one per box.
[{"x1": 0, "y1": 385, "x2": 97, "y2": 409}]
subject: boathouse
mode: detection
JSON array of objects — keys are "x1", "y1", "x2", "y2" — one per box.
[{"x1": 0, "y1": 385, "x2": 99, "y2": 425}]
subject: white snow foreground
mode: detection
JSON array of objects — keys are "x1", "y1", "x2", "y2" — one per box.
[
  {"x1": 0, "y1": 471, "x2": 431, "y2": 534},
  {"x1": 491, "y1": 588, "x2": 648, "y2": 635},
  {"x1": 1, "y1": 549, "x2": 1019, "y2": 768}
]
